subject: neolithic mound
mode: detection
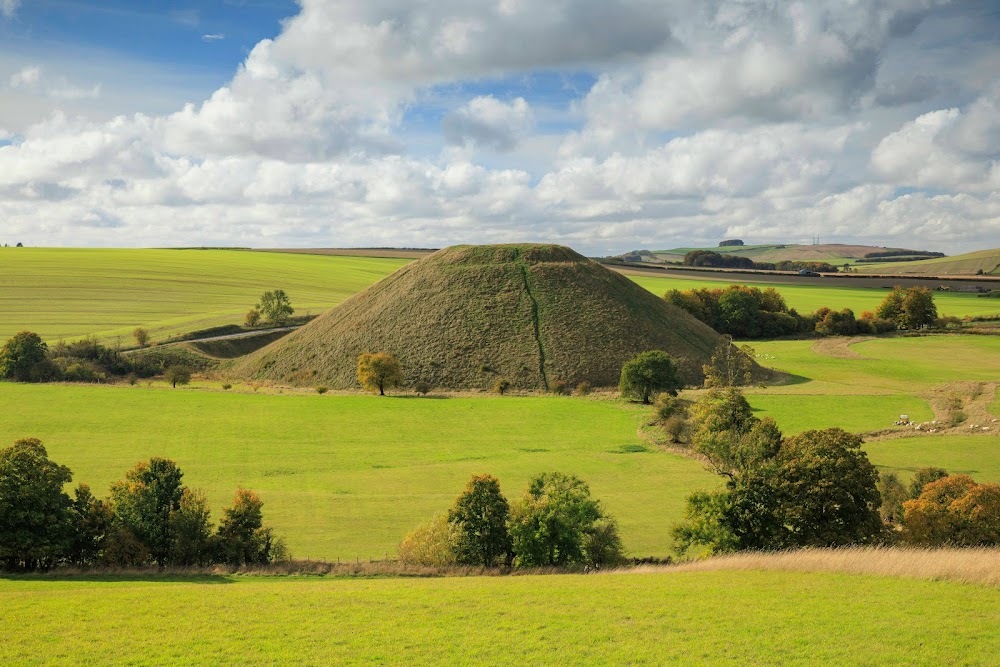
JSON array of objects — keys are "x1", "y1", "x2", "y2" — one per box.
[{"x1": 230, "y1": 244, "x2": 727, "y2": 390}]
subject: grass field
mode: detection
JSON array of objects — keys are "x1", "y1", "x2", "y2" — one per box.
[
  {"x1": 0, "y1": 248, "x2": 407, "y2": 343},
  {"x1": 628, "y1": 273, "x2": 1000, "y2": 318},
  {"x1": 3, "y1": 569, "x2": 999, "y2": 665},
  {"x1": 866, "y1": 435, "x2": 1000, "y2": 483},
  {"x1": 0, "y1": 383, "x2": 715, "y2": 560},
  {"x1": 852, "y1": 248, "x2": 1000, "y2": 276}
]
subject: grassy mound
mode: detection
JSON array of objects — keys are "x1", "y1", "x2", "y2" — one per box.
[{"x1": 231, "y1": 244, "x2": 723, "y2": 389}]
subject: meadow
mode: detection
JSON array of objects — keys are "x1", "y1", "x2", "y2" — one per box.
[
  {"x1": 0, "y1": 383, "x2": 716, "y2": 560},
  {"x1": 3, "y1": 569, "x2": 1000, "y2": 665},
  {"x1": 0, "y1": 248, "x2": 408, "y2": 343}
]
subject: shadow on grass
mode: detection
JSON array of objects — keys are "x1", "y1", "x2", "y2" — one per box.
[
  {"x1": 874, "y1": 463, "x2": 981, "y2": 476},
  {"x1": 1, "y1": 572, "x2": 235, "y2": 584},
  {"x1": 767, "y1": 372, "x2": 811, "y2": 386},
  {"x1": 387, "y1": 394, "x2": 451, "y2": 400}
]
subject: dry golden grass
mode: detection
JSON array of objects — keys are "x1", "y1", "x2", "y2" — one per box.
[{"x1": 626, "y1": 547, "x2": 1000, "y2": 587}]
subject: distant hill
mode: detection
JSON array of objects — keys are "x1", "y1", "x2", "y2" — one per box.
[
  {"x1": 231, "y1": 244, "x2": 729, "y2": 390},
  {"x1": 850, "y1": 249, "x2": 1000, "y2": 276},
  {"x1": 650, "y1": 243, "x2": 937, "y2": 266}
]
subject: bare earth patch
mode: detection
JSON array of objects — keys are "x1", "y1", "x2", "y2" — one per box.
[{"x1": 811, "y1": 336, "x2": 877, "y2": 360}]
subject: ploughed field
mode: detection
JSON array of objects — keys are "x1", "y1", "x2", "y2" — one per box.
[{"x1": 3, "y1": 570, "x2": 1000, "y2": 666}]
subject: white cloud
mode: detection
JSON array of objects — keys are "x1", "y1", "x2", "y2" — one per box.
[
  {"x1": 443, "y1": 96, "x2": 532, "y2": 151},
  {"x1": 1, "y1": 0, "x2": 20, "y2": 19},
  {"x1": 0, "y1": 0, "x2": 998, "y2": 253},
  {"x1": 201, "y1": 34, "x2": 225, "y2": 42}
]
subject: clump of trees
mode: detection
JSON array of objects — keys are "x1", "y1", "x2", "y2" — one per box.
[
  {"x1": 672, "y1": 388, "x2": 884, "y2": 554},
  {"x1": 901, "y1": 473, "x2": 1000, "y2": 546},
  {"x1": 0, "y1": 438, "x2": 285, "y2": 571},
  {"x1": 357, "y1": 352, "x2": 403, "y2": 396},
  {"x1": 665, "y1": 284, "x2": 938, "y2": 338},
  {"x1": 0, "y1": 332, "x2": 173, "y2": 384},
  {"x1": 399, "y1": 472, "x2": 624, "y2": 569},
  {"x1": 619, "y1": 350, "x2": 682, "y2": 404}
]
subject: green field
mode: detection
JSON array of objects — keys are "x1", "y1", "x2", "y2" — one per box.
[
  {"x1": 0, "y1": 248, "x2": 408, "y2": 343},
  {"x1": 853, "y1": 248, "x2": 1000, "y2": 276},
  {"x1": 628, "y1": 273, "x2": 1000, "y2": 318},
  {"x1": 3, "y1": 570, "x2": 999, "y2": 665},
  {"x1": 867, "y1": 435, "x2": 1000, "y2": 483},
  {"x1": 0, "y1": 383, "x2": 714, "y2": 559}
]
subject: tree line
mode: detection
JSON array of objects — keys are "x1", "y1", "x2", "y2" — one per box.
[
  {"x1": 665, "y1": 284, "x2": 939, "y2": 339},
  {"x1": 0, "y1": 439, "x2": 284, "y2": 571},
  {"x1": 682, "y1": 250, "x2": 839, "y2": 273}
]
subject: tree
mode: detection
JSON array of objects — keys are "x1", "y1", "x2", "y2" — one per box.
[
  {"x1": 357, "y1": 352, "x2": 403, "y2": 396},
  {"x1": 168, "y1": 489, "x2": 213, "y2": 566},
  {"x1": 0, "y1": 438, "x2": 73, "y2": 570},
  {"x1": 902, "y1": 475, "x2": 1000, "y2": 546},
  {"x1": 508, "y1": 472, "x2": 606, "y2": 567},
  {"x1": 132, "y1": 327, "x2": 150, "y2": 348},
  {"x1": 215, "y1": 489, "x2": 278, "y2": 566},
  {"x1": 619, "y1": 350, "x2": 681, "y2": 404},
  {"x1": 877, "y1": 472, "x2": 908, "y2": 525},
  {"x1": 110, "y1": 458, "x2": 185, "y2": 565},
  {"x1": 909, "y1": 467, "x2": 949, "y2": 499},
  {"x1": 900, "y1": 287, "x2": 937, "y2": 329},
  {"x1": 703, "y1": 337, "x2": 754, "y2": 388},
  {"x1": 257, "y1": 290, "x2": 294, "y2": 325},
  {"x1": 165, "y1": 365, "x2": 192, "y2": 388},
  {"x1": 0, "y1": 331, "x2": 48, "y2": 382},
  {"x1": 448, "y1": 474, "x2": 512, "y2": 567},
  {"x1": 67, "y1": 483, "x2": 113, "y2": 566}
]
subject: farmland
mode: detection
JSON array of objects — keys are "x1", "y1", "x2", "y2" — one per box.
[
  {"x1": 0, "y1": 248, "x2": 408, "y2": 343},
  {"x1": 3, "y1": 569, "x2": 1000, "y2": 665}
]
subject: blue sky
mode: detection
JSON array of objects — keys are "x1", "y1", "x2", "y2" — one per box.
[{"x1": 0, "y1": 1, "x2": 997, "y2": 253}]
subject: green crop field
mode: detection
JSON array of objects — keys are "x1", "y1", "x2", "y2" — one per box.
[
  {"x1": 3, "y1": 570, "x2": 999, "y2": 665},
  {"x1": 627, "y1": 273, "x2": 1000, "y2": 318},
  {"x1": 0, "y1": 383, "x2": 715, "y2": 560},
  {"x1": 852, "y1": 248, "x2": 1000, "y2": 276},
  {"x1": 0, "y1": 248, "x2": 408, "y2": 343}
]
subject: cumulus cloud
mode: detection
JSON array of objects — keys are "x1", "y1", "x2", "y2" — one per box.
[
  {"x1": 0, "y1": 0, "x2": 998, "y2": 252},
  {"x1": 443, "y1": 96, "x2": 532, "y2": 151}
]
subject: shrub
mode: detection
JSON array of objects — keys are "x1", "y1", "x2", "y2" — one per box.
[
  {"x1": 165, "y1": 365, "x2": 192, "y2": 388},
  {"x1": 221, "y1": 383, "x2": 232, "y2": 390},
  {"x1": 414, "y1": 382, "x2": 431, "y2": 395},
  {"x1": 492, "y1": 378, "x2": 511, "y2": 395},
  {"x1": 575, "y1": 381, "x2": 592, "y2": 396},
  {"x1": 550, "y1": 380, "x2": 570, "y2": 395},
  {"x1": 132, "y1": 327, "x2": 150, "y2": 348},
  {"x1": 398, "y1": 514, "x2": 458, "y2": 566},
  {"x1": 316, "y1": 386, "x2": 328, "y2": 395},
  {"x1": 663, "y1": 415, "x2": 690, "y2": 444},
  {"x1": 244, "y1": 308, "x2": 261, "y2": 328}
]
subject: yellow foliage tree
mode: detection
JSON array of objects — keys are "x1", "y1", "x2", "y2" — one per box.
[{"x1": 357, "y1": 352, "x2": 403, "y2": 396}]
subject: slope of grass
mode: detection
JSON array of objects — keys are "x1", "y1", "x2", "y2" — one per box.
[
  {"x1": 3, "y1": 570, "x2": 999, "y2": 665},
  {"x1": 0, "y1": 248, "x2": 408, "y2": 343},
  {"x1": 852, "y1": 248, "x2": 1000, "y2": 276},
  {"x1": 0, "y1": 383, "x2": 713, "y2": 559},
  {"x1": 233, "y1": 244, "x2": 723, "y2": 389},
  {"x1": 866, "y1": 435, "x2": 1000, "y2": 483},
  {"x1": 628, "y1": 273, "x2": 999, "y2": 317}
]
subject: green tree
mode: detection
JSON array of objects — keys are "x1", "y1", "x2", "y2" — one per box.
[
  {"x1": 508, "y1": 472, "x2": 605, "y2": 567},
  {"x1": 702, "y1": 337, "x2": 754, "y2": 388},
  {"x1": 875, "y1": 286, "x2": 905, "y2": 322},
  {"x1": 0, "y1": 331, "x2": 49, "y2": 382},
  {"x1": 67, "y1": 483, "x2": 113, "y2": 566},
  {"x1": 448, "y1": 474, "x2": 512, "y2": 567},
  {"x1": 357, "y1": 352, "x2": 403, "y2": 396},
  {"x1": 878, "y1": 472, "x2": 908, "y2": 525},
  {"x1": 900, "y1": 287, "x2": 937, "y2": 329},
  {"x1": 619, "y1": 350, "x2": 681, "y2": 404},
  {"x1": 0, "y1": 438, "x2": 73, "y2": 570},
  {"x1": 909, "y1": 467, "x2": 949, "y2": 499},
  {"x1": 215, "y1": 489, "x2": 278, "y2": 566},
  {"x1": 168, "y1": 489, "x2": 213, "y2": 566},
  {"x1": 244, "y1": 307, "x2": 261, "y2": 328},
  {"x1": 257, "y1": 290, "x2": 294, "y2": 325},
  {"x1": 165, "y1": 365, "x2": 192, "y2": 388},
  {"x1": 110, "y1": 458, "x2": 185, "y2": 565}
]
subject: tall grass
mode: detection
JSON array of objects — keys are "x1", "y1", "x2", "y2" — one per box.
[{"x1": 632, "y1": 547, "x2": 1000, "y2": 587}]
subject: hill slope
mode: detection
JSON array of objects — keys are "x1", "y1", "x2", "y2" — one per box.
[
  {"x1": 851, "y1": 248, "x2": 1000, "y2": 276},
  {"x1": 651, "y1": 243, "x2": 937, "y2": 265},
  {"x1": 231, "y1": 244, "x2": 724, "y2": 389}
]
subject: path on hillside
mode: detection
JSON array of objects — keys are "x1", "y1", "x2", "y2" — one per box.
[{"x1": 124, "y1": 326, "x2": 301, "y2": 353}]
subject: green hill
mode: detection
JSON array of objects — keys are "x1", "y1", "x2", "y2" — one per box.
[{"x1": 232, "y1": 244, "x2": 724, "y2": 389}]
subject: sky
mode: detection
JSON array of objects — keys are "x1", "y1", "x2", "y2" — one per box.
[{"x1": 1, "y1": 0, "x2": 998, "y2": 254}]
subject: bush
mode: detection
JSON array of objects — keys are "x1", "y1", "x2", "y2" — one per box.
[
  {"x1": 414, "y1": 382, "x2": 431, "y2": 395},
  {"x1": 550, "y1": 380, "x2": 570, "y2": 395},
  {"x1": 575, "y1": 381, "x2": 592, "y2": 396},
  {"x1": 398, "y1": 514, "x2": 457, "y2": 566},
  {"x1": 165, "y1": 365, "x2": 192, "y2": 388},
  {"x1": 316, "y1": 386, "x2": 328, "y2": 395},
  {"x1": 221, "y1": 383, "x2": 232, "y2": 390},
  {"x1": 492, "y1": 378, "x2": 511, "y2": 395},
  {"x1": 663, "y1": 415, "x2": 690, "y2": 444}
]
